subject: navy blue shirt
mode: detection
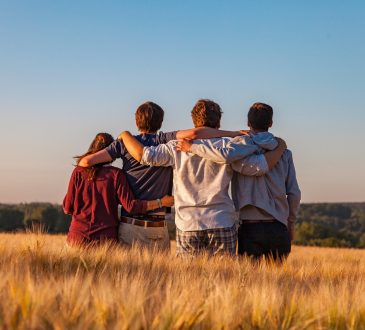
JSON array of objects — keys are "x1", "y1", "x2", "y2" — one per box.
[{"x1": 106, "y1": 131, "x2": 177, "y2": 216}]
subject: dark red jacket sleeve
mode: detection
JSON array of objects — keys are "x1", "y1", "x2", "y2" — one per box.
[
  {"x1": 63, "y1": 169, "x2": 77, "y2": 215},
  {"x1": 115, "y1": 170, "x2": 147, "y2": 214}
]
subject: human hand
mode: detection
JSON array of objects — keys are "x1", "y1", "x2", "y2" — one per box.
[
  {"x1": 161, "y1": 195, "x2": 174, "y2": 207},
  {"x1": 239, "y1": 130, "x2": 250, "y2": 136},
  {"x1": 176, "y1": 138, "x2": 193, "y2": 152},
  {"x1": 276, "y1": 137, "x2": 287, "y2": 150},
  {"x1": 78, "y1": 157, "x2": 88, "y2": 167}
]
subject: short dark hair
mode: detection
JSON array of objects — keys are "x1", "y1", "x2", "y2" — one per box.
[
  {"x1": 247, "y1": 102, "x2": 273, "y2": 131},
  {"x1": 191, "y1": 99, "x2": 222, "y2": 128},
  {"x1": 135, "y1": 102, "x2": 164, "y2": 133}
]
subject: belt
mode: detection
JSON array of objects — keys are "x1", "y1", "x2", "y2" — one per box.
[
  {"x1": 132, "y1": 214, "x2": 166, "y2": 221},
  {"x1": 120, "y1": 216, "x2": 166, "y2": 228},
  {"x1": 240, "y1": 219, "x2": 277, "y2": 224}
]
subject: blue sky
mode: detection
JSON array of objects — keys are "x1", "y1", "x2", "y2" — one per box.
[{"x1": 0, "y1": 1, "x2": 364, "y2": 203}]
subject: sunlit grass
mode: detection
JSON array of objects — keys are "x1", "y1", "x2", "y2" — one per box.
[{"x1": 0, "y1": 232, "x2": 364, "y2": 329}]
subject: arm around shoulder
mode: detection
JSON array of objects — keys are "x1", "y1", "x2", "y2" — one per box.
[
  {"x1": 78, "y1": 149, "x2": 112, "y2": 167},
  {"x1": 141, "y1": 142, "x2": 175, "y2": 167},
  {"x1": 231, "y1": 154, "x2": 269, "y2": 176},
  {"x1": 176, "y1": 127, "x2": 245, "y2": 140},
  {"x1": 186, "y1": 138, "x2": 259, "y2": 164}
]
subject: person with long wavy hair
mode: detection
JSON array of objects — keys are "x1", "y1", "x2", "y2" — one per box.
[{"x1": 63, "y1": 132, "x2": 174, "y2": 246}]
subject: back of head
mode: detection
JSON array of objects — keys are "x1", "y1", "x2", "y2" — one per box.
[
  {"x1": 135, "y1": 101, "x2": 164, "y2": 133},
  {"x1": 85, "y1": 133, "x2": 114, "y2": 156},
  {"x1": 191, "y1": 99, "x2": 222, "y2": 128},
  {"x1": 75, "y1": 132, "x2": 114, "y2": 180},
  {"x1": 247, "y1": 102, "x2": 273, "y2": 131}
]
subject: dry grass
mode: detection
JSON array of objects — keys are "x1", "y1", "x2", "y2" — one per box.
[{"x1": 0, "y1": 232, "x2": 364, "y2": 330}]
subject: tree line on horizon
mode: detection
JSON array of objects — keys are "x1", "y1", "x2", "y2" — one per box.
[{"x1": 0, "y1": 202, "x2": 364, "y2": 249}]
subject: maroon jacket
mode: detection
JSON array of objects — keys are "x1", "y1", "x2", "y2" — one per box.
[{"x1": 63, "y1": 166, "x2": 147, "y2": 244}]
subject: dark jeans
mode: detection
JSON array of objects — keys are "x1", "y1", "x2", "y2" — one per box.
[{"x1": 238, "y1": 221, "x2": 291, "y2": 262}]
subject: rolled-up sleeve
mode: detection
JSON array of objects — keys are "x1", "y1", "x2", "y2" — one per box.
[
  {"x1": 231, "y1": 154, "x2": 269, "y2": 176},
  {"x1": 140, "y1": 143, "x2": 175, "y2": 168}
]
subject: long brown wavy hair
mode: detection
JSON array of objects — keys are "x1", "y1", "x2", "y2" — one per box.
[{"x1": 75, "y1": 133, "x2": 114, "y2": 181}]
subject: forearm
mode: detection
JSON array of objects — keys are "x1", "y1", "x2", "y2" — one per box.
[
  {"x1": 146, "y1": 196, "x2": 174, "y2": 212},
  {"x1": 127, "y1": 197, "x2": 175, "y2": 213},
  {"x1": 190, "y1": 142, "x2": 258, "y2": 164},
  {"x1": 78, "y1": 150, "x2": 113, "y2": 167},
  {"x1": 176, "y1": 127, "x2": 245, "y2": 140},
  {"x1": 193, "y1": 128, "x2": 244, "y2": 139},
  {"x1": 124, "y1": 198, "x2": 171, "y2": 214},
  {"x1": 287, "y1": 196, "x2": 301, "y2": 224},
  {"x1": 264, "y1": 143, "x2": 286, "y2": 170}
]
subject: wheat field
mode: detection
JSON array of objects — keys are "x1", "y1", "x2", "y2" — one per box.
[{"x1": 0, "y1": 232, "x2": 364, "y2": 330}]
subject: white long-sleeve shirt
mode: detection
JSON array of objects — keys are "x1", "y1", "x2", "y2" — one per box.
[
  {"x1": 140, "y1": 138, "x2": 268, "y2": 231},
  {"x1": 189, "y1": 132, "x2": 301, "y2": 227}
]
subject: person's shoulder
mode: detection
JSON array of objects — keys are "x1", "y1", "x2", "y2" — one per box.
[
  {"x1": 102, "y1": 165, "x2": 126, "y2": 180},
  {"x1": 104, "y1": 165, "x2": 123, "y2": 174},
  {"x1": 74, "y1": 165, "x2": 86, "y2": 174},
  {"x1": 282, "y1": 149, "x2": 295, "y2": 163},
  {"x1": 231, "y1": 135, "x2": 253, "y2": 144},
  {"x1": 72, "y1": 166, "x2": 89, "y2": 181},
  {"x1": 284, "y1": 149, "x2": 293, "y2": 157},
  {"x1": 105, "y1": 139, "x2": 126, "y2": 158}
]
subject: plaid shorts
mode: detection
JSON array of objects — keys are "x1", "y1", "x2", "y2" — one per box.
[{"x1": 176, "y1": 225, "x2": 237, "y2": 257}]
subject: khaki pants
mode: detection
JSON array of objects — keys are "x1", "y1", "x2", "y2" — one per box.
[{"x1": 118, "y1": 222, "x2": 170, "y2": 251}]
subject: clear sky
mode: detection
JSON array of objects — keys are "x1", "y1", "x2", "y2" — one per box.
[{"x1": 0, "y1": 0, "x2": 364, "y2": 204}]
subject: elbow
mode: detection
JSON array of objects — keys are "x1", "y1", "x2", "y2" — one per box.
[
  {"x1": 63, "y1": 206, "x2": 72, "y2": 215},
  {"x1": 118, "y1": 130, "x2": 129, "y2": 141},
  {"x1": 287, "y1": 192, "x2": 301, "y2": 204}
]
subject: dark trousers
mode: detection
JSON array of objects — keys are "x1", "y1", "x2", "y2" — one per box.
[{"x1": 238, "y1": 221, "x2": 291, "y2": 262}]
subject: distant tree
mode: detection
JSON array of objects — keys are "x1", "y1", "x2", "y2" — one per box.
[
  {"x1": 0, "y1": 202, "x2": 364, "y2": 249},
  {"x1": 358, "y1": 233, "x2": 365, "y2": 248},
  {"x1": 55, "y1": 207, "x2": 71, "y2": 233},
  {"x1": 0, "y1": 208, "x2": 24, "y2": 231},
  {"x1": 41, "y1": 206, "x2": 59, "y2": 232},
  {"x1": 309, "y1": 237, "x2": 352, "y2": 248}
]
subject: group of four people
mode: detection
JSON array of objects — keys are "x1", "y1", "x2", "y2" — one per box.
[{"x1": 63, "y1": 99, "x2": 301, "y2": 261}]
